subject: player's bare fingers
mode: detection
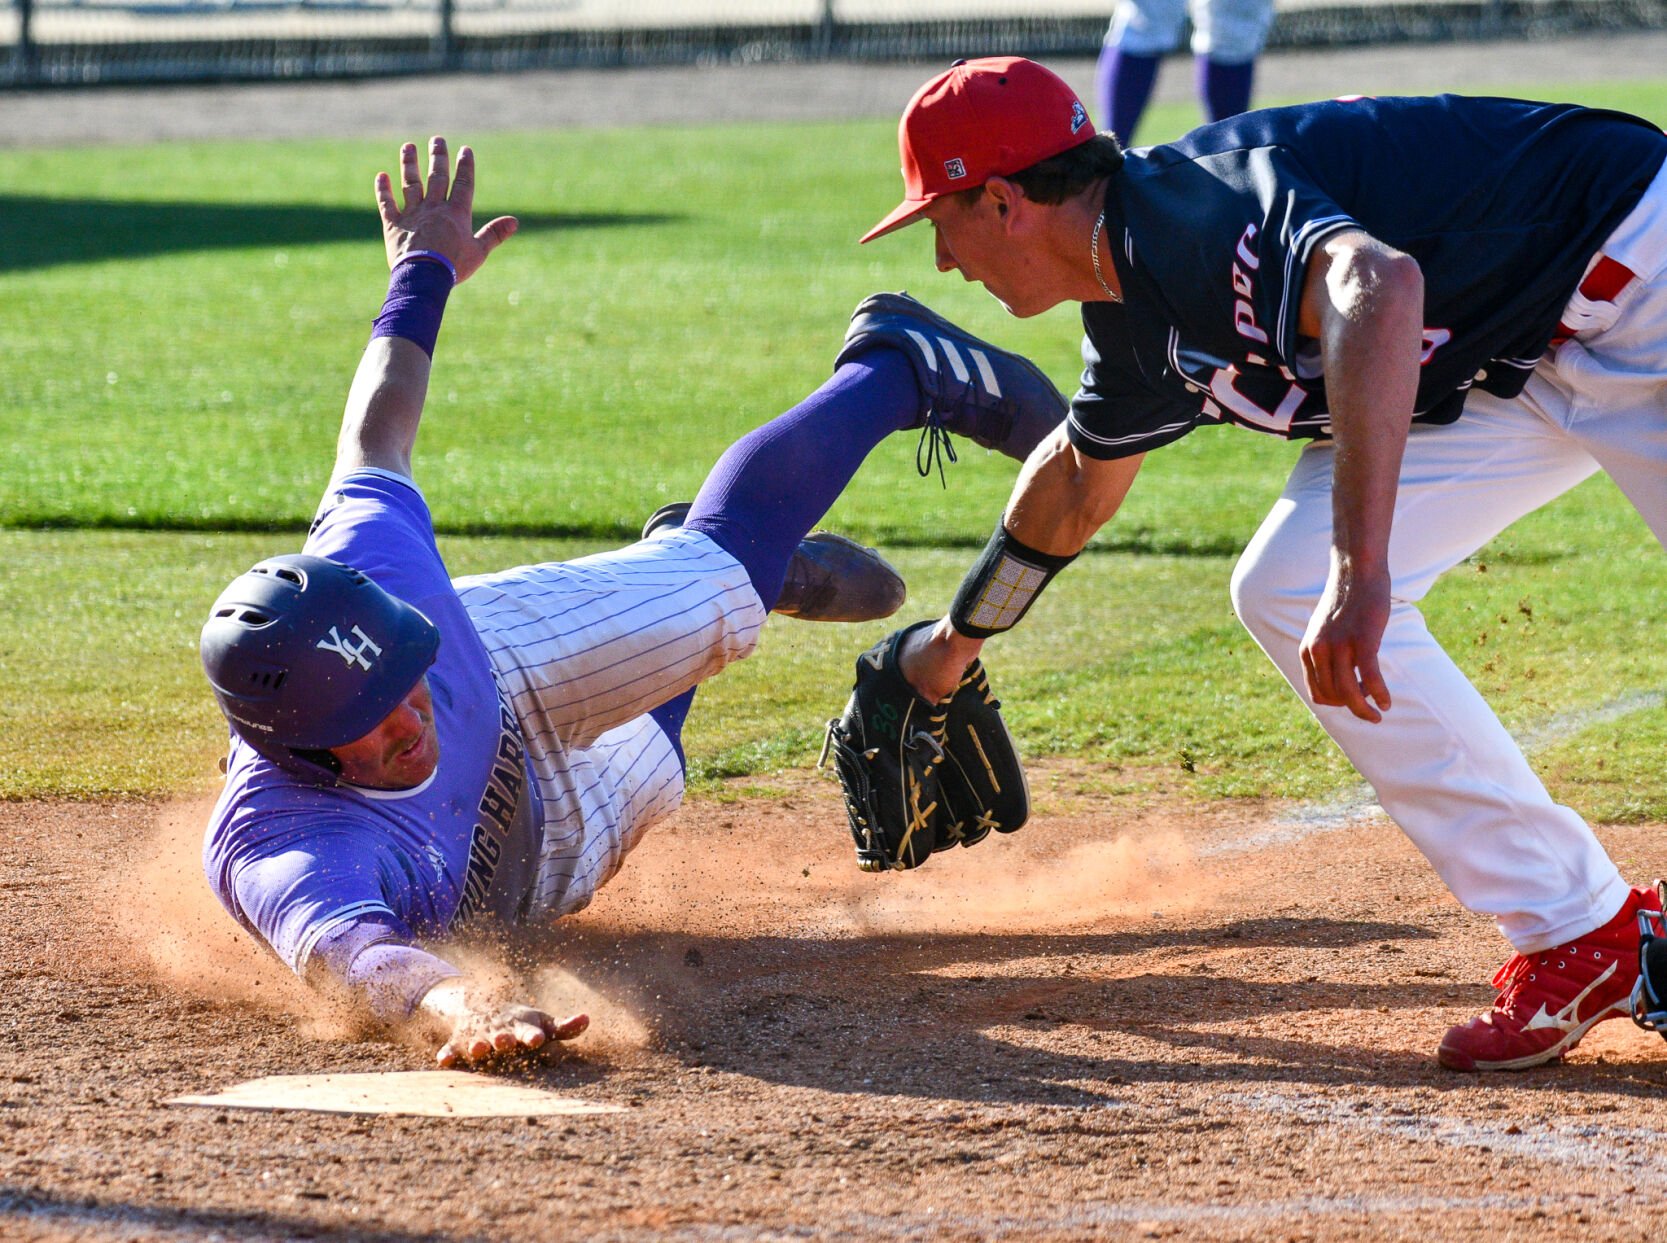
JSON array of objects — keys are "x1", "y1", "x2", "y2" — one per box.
[
  {"x1": 375, "y1": 171, "x2": 400, "y2": 224},
  {"x1": 509, "y1": 1021, "x2": 547, "y2": 1050},
  {"x1": 1301, "y1": 643, "x2": 1340, "y2": 707},
  {"x1": 548, "y1": 1013, "x2": 589, "y2": 1042},
  {"x1": 450, "y1": 145, "x2": 475, "y2": 210},
  {"x1": 399, "y1": 142, "x2": 422, "y2": 210},
  {"x1": 425, "y1": 135, "x2": 450, "y2": 202},
  {"x1": 474, "y1": 215, "x2": 518, "y2": 255},
  {"x1": 436, "y1": 1041, "x2": 460, "y2": 1069},
  {"x1": 1360, "y1": 664, "x2": 1392, "y2": 715},
  {"x1": 491, "y1": 1028, "x2": 519, "y2": 1052},
  {"x1": 1333, "y1": 652, "x2": 1380, "y2": 723},
  {"x1": 1298, "y1": 644, "x2": 1321, "y2": 699}
]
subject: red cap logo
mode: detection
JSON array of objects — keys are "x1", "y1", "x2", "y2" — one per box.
[{"x1": 860, "y1": 56, "x2": 1097, "y2": 244}]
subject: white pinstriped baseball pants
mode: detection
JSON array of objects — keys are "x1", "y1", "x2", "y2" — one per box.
[
  {"x1": 456, "y1": 527, "x2": 765, "y2": 921},
  {"x1": 1231, "y1": 170, "x2": 1667, "y2": 952}
]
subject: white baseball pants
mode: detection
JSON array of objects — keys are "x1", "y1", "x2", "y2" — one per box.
[
  {"x1": 1231, "y1": 168, "x2": 1667, "y2": 952},
  {"x1": 1108, "y1": 0, "x2": 1275, "y2": 62},
  {"x1": 456, "y1": 528, "x2": 765, "y2": 920}
]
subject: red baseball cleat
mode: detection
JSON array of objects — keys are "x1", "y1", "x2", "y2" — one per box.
[{"x1": 1438, "y1": 885, "x2": 1662, "y2": 1071}]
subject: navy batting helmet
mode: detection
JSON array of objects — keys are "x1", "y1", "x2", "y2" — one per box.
[{"x1": 201, "y1": 554, "x2": 441, "y2": 785}]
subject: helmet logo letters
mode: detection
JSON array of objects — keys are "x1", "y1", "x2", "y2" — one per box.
[{"x1": 317, "y1": 624, "x2": 383, "y2": 671}]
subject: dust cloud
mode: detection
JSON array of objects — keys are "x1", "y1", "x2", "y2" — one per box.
[
  {"x1": 111, "y1": 787, "x2": 1204, "y2": 1057},
  {"x1": 836, "y1": 829, "x2": 1205, "y2": 935},
  {"x1": 115, "y1": 796, "x2": 651, "y2": 1054}
]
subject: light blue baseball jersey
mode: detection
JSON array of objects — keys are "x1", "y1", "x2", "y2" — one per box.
[{"x1": 203, "y1": 470, "x2": 543, "y2": 1021}]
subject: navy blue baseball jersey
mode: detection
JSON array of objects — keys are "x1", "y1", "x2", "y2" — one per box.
[{"x1": 1069, "y1": 95, "x2": 1667, "y2": 459}]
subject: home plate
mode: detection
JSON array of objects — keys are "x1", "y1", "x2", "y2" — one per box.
[{"x1": 169, "y1": 1071, "x2": 628, "y2": 1118}]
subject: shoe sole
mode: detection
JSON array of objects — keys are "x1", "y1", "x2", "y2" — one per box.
[
  {"x1": 776, "y1": 532, "x2": 905, "y2": 623},
  {"x1": 851, "y1": 292, "x2": 1067, "y2": 409},
  {"x1": 643, "y1": 506, "x2": 903, "y2": 623},
  {"x1": 641, "y1": 501, "x2": 692, "y2": 541},
  {"x1": 1436, "y1": 998, "x2": 1629, "y2": 1071}
]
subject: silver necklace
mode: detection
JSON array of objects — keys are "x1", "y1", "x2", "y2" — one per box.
[{"x1": 1090, "y1": 211, "x2": 1121, "y2": 303}]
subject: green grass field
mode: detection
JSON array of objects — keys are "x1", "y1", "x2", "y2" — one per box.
[{"x1": 5, "y1": 85, "x2": 1667, "y2": 820}]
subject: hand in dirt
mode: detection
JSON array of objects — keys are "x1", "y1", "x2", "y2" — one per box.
[
  {"x1": 420, "y1": 979, "x2": 588, "y2": 1069},
  {"x1": 374, "y1": 136, "x2": 517, "y2": 285}
]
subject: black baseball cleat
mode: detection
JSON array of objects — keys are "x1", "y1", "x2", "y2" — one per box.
[
  {"x1": 641, "y1": 502, "x2": 905, "y2": 624},
  {"x1": 834, "y1": 291, "x2": 1069, "y2": 471}
]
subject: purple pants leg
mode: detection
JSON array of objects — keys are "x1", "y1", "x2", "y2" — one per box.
[{"x1": 1097, "y1": 43, "x2": 1162, "y2": 144}]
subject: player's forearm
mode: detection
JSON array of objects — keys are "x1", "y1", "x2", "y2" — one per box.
[
  {"x1": 1002, "y1": 430, "x2": 1142, "y2": 556},
  {"x1": 332, "y1": 254, "x2": 456, "y2": 480},
  {"x1": 1312, "y1": 241, "x2": 1424, "y2": 567},
  {"x1": 903, "y1": 436, "x2": 1143, "y2": 702},
  {"x1": 307, "y1": 924, "x2": 465, "y2": 1024},
  {"x1": 333, "y1": 337, "x2": 433, "y2": 478}
]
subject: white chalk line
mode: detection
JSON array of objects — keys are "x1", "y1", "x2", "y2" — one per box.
[
  {"x1": 0, "y1": 1178, "x2": 1587, "y2": 1242},
  {"x1": 1199, "y1": 689, "x2": 1664, "y2": 858},
  {"x1": 651, "y1": 1192, "x2": 1557, "y2": 1240},
  {"x1": 1226, "y1": 1088, "x2": 1667, "y2": 1188}
]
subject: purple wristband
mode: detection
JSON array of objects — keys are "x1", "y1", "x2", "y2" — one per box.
[{"x1": 370, "y1": 255, "x2": 455, "y2": 358}]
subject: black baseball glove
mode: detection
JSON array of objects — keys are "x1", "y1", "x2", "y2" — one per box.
[
  {"x1": 1633, "y1": 885, "x2": 1667, "y2": 1038},
  {"x1": 821, "y1": 622, "x2": 1028, "y2": 872}
]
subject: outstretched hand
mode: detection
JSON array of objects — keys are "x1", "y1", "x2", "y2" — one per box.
[
  {"x1": 1300, "y1": 555, "x2": 1393, "y2": 723},
  {"x1": 374, "y1": 135, "x2": 517, "y2": 284},
  {"x1": 419, "y1": 978, "x2": 588, "y2": 1069},
  {"x1": 437, "y1": 1004, "x2": 589, "y2": 1069}
]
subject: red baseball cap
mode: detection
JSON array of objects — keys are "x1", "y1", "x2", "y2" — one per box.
[{"x1": 860, "y1": 56, "x2": 1096, "y2": 244}]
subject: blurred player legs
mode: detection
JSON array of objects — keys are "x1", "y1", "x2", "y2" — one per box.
[{"x1": 1095, "y1": 0, "x2": 1275, "y2": 143}]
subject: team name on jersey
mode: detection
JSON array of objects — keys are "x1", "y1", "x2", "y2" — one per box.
[
  {"x1": 1231, "y1": 224, "x2": 1269, "y2": 346},
  {"x1": 451, "y1": 688, "x2": 527, "y2": 928},
  {"x1": 1177, "y1": 221, "x2": 1455, "y2": 437}
]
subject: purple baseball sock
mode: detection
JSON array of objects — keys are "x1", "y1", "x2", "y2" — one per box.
[
  {"x1": 648, "y1": 687, "x2": 698, "y2": 770},
  {"x1": 683, "y1": 349, "x2": 922, "y2": 611},
  {"x1": 1198, "y1": 56, "x2": 1255, "y2": 122},
  {"x1": 1097, "y1": 44, "x2": 1162, "y2": 145},
  {"x1": 645, "y1": 350, "x2": 920, "y2": 767}
]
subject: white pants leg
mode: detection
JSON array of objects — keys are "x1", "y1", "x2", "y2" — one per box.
[
  {"x1": 1230, "y1": 387, "x2": 1631, "y2": 952},
  {"x1": 1108, "y1": 0, "x2": 1273, "y2": 60},
  {"x1": 455, "y1": 528, "x2": 767, "y2": 918},
  {"x1": 1232, "y1": 163, "x2": 1667, "y2": 951},
  {"x1": 1542, "y1": 275, "x2": 1667, "y2": 541},
  {"x1": 1108, "y1": 0, "x2": 1188, "y2": 55},
  {"x1": 1188, "y1": 0, "x2": 1275, "y2": 61}
]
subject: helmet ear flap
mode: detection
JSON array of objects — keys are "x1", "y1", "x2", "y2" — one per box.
[
  {"x1": 232, "y1": 735, "x2": 346, "y2": 786},
  {"x1": 201, "y1": 553, "x2": 439, "y2": 786}
]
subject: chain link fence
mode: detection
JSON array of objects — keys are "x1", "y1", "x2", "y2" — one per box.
[{"x1": 4, "y1": 0, "x2": 1667, "y2": 87}]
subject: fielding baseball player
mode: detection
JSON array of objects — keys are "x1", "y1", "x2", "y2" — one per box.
[
  {"x1": 861, "y1": 56, "x2": 1667, "y2": 1071},
  {"x1": 1096, "y1": 0, "x2": 1275, "y2": 142},
  {"x1": 198, "y1": 136, "x2": 1067, "y2": 1066}
]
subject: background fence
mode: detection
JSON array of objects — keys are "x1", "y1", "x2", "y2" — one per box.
[{"x1": 4, "y1": 0, "x2": 1667, "y2": 87}]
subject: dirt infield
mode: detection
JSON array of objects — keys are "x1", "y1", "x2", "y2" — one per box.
[{"x1": 6, "y1": 773, "x2": 1667, "y2": 1241}]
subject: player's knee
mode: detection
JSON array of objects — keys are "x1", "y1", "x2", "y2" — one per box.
[
  {"x1": 1192, "y1": 0, "x2": 1274, "y2": 60},
  {"x1": 1228, "y1": 550, "x2": 1303, "y2": 642},
  {"x1": 1110, "y1": 0, "x2": 1187, "y2": 53},
  {"x1": 1194, "y1": 22, "x2": 1268, "y2": 63}
]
